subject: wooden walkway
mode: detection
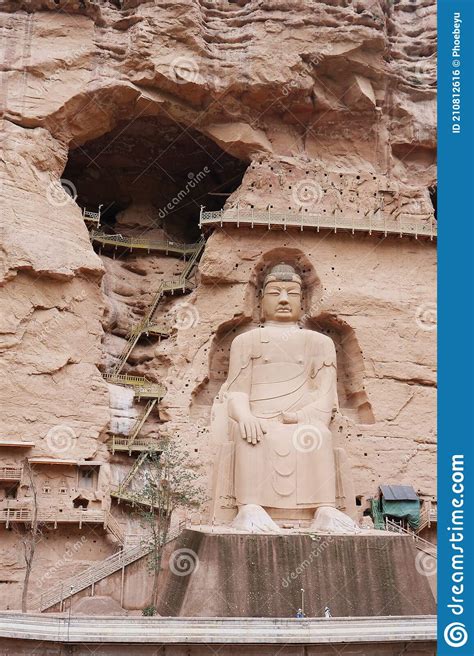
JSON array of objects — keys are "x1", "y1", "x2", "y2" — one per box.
[
  {"x1": 0, "y1": 508, "x2": 123, "y2": 542},
  {"x1": 102, "y1": 374, "x2": 166, "y2": 400},
  {"x1": 90, "y1": 230, "x2": 201, "y2": 255},
  {"x1": 199, "y1": 209, "x2": 437, "y2": 239}
]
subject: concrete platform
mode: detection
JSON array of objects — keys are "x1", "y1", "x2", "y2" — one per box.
[
  {"x1": 157, "y1": 530, "x2": 436, "y2": 617},
  {"x1": 0, "y1": 613, "x2": 436, "y2": 648}
]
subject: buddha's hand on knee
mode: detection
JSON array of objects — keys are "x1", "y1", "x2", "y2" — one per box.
[
  {"x1": 227, "y1": 392, "x2": 266, "y2": 444},
  {"x1": 238, "y1": 415, "x2": 267, "y2": 445}
]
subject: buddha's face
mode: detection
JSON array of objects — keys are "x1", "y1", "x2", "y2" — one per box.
[{"x1": 262, "y1": 280, "x2": 302, "y2": 322}]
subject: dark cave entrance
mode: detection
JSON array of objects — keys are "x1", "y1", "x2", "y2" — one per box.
[{"x1": 63, "y1": 115, "x2": 248, "y2": 241}]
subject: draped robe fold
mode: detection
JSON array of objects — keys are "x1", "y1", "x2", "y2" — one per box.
[{"x1": 221, "y1": 326, "x2": 339, "y2": 509}]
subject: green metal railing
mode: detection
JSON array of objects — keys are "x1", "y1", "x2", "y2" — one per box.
[{"x1": 90, "y1": 230, "x2": 200, "y2": 255}]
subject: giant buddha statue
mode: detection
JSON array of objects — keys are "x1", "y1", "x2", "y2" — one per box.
[{"x1": 211, "y1": 263, "x2": 360, "y2": 533}]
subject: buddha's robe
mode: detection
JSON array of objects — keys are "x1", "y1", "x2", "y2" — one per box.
[{"x1": 221, "y1": 325, "x2": 339, "y2": 509}]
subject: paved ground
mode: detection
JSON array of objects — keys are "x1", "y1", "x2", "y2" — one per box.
[{"x1": 0, "y1": 613, "x2": 436, "y2": 644}]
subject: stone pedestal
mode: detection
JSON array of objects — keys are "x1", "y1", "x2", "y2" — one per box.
[{"x1": 156, "y1": 530, "x2": 436, "y2": 618}]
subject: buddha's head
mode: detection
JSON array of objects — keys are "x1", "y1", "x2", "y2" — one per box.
[{"x1": 261, "y1": 263, "x2": 303, "y2": 323}]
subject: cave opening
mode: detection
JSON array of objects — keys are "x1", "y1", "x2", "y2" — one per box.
[{"x1": 63, "y1": 115, "x2": 248, "y2": 242}]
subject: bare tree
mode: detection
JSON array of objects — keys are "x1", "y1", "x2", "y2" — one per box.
[
  {"x1": 18, "y1": 460, "x2": 43, "y2": 612},
  {"x1": 128, "y1": 441, "x2": 205, "y2": 614}
]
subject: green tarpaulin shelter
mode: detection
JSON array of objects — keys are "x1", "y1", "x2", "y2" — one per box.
[{"x1": 379, "y1": 484, "x2": 420, "y2": 530}]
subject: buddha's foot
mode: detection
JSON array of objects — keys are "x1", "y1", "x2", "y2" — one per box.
[
  {"x1": 311, "y1": 506, "x2": 361, "y2": 534},
  {"x1": 231, "y1": 504, "x2": 282, "y2": 533}
]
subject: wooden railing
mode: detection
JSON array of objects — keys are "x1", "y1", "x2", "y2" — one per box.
[
  {"x1": 128, "y1": 322, "x2": 170, "y2": 339},
  {"x1": 0, "y1": 508, "x2": 31, "y2": 524},
  {"x1": 0, "y1": 508, "x2": 123, "y2": 541},
  {"x1": 82, "y1": 206, "x2": 102, "y2": 226},
  {"x1": 199, "y1": 208, "x2": 437, "y2": 239},
  {"x1": 111, "y1": 488, "x2": 160, "y2": 509},
  {"x1": 0, "y1": 466, "x2": 22, "y2": 480},
  {"x1": 90, "y1": 230, "x2": 200, "y2": 255},
  {"x1": 108, "y1": 436, "x2": 158, "y2": 454},
  {"x1": 103, "y1": 374, "x2": 166, "y2": 399},
  {"x1": 116, "y1": 453, "x2": 149, "y2": 492}
]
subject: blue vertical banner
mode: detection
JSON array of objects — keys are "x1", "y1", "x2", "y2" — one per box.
[{"x1": 438, "y1": 0, "x2": 474, "y2": 653}]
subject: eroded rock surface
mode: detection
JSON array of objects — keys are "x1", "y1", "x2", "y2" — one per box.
[{"x1": 0, "y1": 0, "x2": 436, "y2": 610}]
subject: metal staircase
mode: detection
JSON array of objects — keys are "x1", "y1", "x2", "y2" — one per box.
[
  {"x1": 111, "y1": 448, "x2": 164, "y2": 509},
  {"x1": 116, "y1": 452, "x2": 148, "y2": 491},
  {"x1": 36, "y1": 524, "x2": 184, "y2": 612},
  {"x1": 92, "y1": 226, "x2": 205, "y2": 520},
  {"x1": 111, "y1": 237, "x2": 205, "y2": 377},
  {"x1": 109, "y1": 399, "x2": 157, "y2": 452},
  {"x1": 385, "y1": 519, "x2": 437, "y2": 558}
]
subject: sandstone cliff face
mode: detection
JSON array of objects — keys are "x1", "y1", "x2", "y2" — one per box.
[{"x1": 0, "y1": 0, "x2": 436, "y2": 609}]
